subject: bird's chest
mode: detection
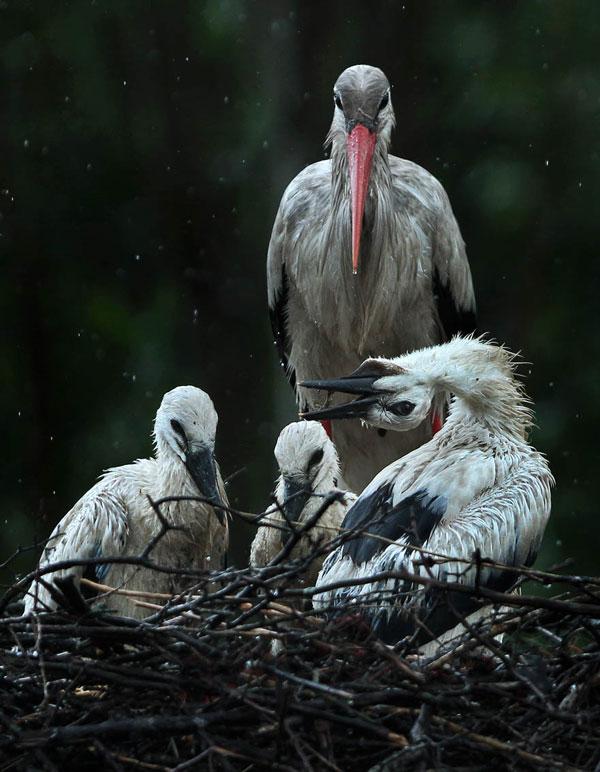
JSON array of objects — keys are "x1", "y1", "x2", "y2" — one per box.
[
  {"x1": 292, "y1": 212, "x2": 436, "y2": 361},
  {"x1": 126, "y1": 500, "x2": 212, "y2": 569}
]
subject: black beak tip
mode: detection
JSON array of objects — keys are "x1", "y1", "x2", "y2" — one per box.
[{"x1": 299, "y1": 379, "x2": 323, "y2": 390}]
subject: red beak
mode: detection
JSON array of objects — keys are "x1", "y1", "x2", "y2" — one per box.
[{"x1": 346, "y1": 124, "x2": 377, "y2": 275}]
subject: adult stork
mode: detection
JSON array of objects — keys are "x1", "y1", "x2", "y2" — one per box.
[
  {"x1": 302, "y1": 337, "x2": 554, "y2": 651},
  {"x1": 267, "y1": 64, "x2": 476, "y2": 492},
  {"x1": 23, "y1": 386, "x2": 228, "y2": 619},
  {"x1": 250, "y1": 421, "x2": 356, "y2": 588}
]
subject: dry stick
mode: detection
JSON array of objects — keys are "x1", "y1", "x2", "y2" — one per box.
[
  {"x1": 277, "y1": 699, "x2": 409, "y2": 748},
  {"x1": 431, "y1": 714, "x2": 580, "y2": 770},
  {"x1": 13, "y1": 710, "x2": 252, "y2": 749},
  {"x1": 424, "y1": 608, "x2": 541, "y2": 670},
  {"x1": 257, "y1": 662, "x2": 354, "y2": 700},
  {"x1": 113, "y1": 755, "x2": 167, "y2": 771},
  {"x1": 80, "y1": 578, "x2": 172, "y2": 600},
  {"x1": 371, "y1": 640, "x2": 426, "y2": 685},
  {"x1": 388, "y1": 707, "x2": 580, "y2": 770}
]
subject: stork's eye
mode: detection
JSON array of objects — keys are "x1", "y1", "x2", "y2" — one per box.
[
  {"x1": 170, "y1": 419, "x2": 186, "y2": 438},
  {"x1": 378, "y1": 92, "x2": 389, "y2": 112},
  {"x1": 308, "y1": 448, "x2": 324, "y2": 469},
  {"x1": 334, "y1": 93, "x2": 343, "y2": 110},
  {"x1": 389, "y1": 401, "x2": 415, "y2": 417}
]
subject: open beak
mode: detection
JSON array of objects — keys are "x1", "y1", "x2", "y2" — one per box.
[
  {"x1": 346, "y1": 123, "x2": 377, "y2": 275},
  {"x1": 185, "y1": 444, "x2": 225, "y2": 525},
  {"x1": 299, "y1": 374, "x2": 381, "y2": 422},
  {"x1": 282, "y1": 477, "x2": 312, "y2": 524}
]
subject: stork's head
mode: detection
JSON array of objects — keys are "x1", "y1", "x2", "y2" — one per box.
[
  {"x1": 154, "y1": 386, "x2": 224, "y2": 520},
  {"x1": 300, "y1": 359, "x2": 434, "y2": 432},
  {"x1": 274, "y1": 421, "x2": 340, "y2": 522},
  {"x1": 328, "y1": 64, "x2": 394, "y2": 274}
]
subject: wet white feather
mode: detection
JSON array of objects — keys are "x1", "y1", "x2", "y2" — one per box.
[
  {"x1": 250, "y1": 421, "x2": 356, "y2": 587},
  {"x1": 314, "y1": 338, "x2": 554, "y2": 651},
  {"x1": 23, "y1": 386, "x2": 229, "y2": 619}
]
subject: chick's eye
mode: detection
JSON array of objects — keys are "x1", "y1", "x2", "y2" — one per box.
[
  {"x1": 170, "y1": 419, "x2": 186, "y2": 438},
  {"x1": 378, "y1": 92, "x2": 389, "y2": 112},
  {"x1": 389, "y1": 401, "x2": 415, "y2": 417},
  {"x1": 308, "y1": 448, "x2": 324, "y2": 469},
  {"x1": 334, "y1": 93, "x2": 343, "y2": 110}
]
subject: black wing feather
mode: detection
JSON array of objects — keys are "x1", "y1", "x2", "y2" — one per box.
[
  {"x1": 269, "y1": 263, "x2": 297, "y2": 392},
  {"x1": 433, "y1": 267, "x2": 477, "y2": 340},
  {"x1": 341, "y1": 488, "x2": 447, "y2": 566}
]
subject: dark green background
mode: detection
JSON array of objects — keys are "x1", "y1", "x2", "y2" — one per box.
[{"x1": 2, "y1": 1, "x2": 598, "y2": 583}]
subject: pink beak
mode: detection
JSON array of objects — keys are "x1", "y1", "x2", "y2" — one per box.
[{"x1": 346, "y1": 124, "x2": 377, "y2": 275}]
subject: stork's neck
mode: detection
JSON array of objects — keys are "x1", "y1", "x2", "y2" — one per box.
[
  {"x1": 153, "y1": 452, "x2": 200, "y2": 516},
  {"x1": 405, "y1": 339, "x2": 532, "y2": 439}
]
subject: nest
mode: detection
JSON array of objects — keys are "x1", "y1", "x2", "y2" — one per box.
[{"x1": 1, "y1": 502, "x2": 599, "y2": 771}]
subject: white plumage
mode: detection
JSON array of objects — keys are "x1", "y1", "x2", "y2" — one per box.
[
  {"x1": 304, "y1": 337, "x2": 554, "y2": 650},
  {"x1": 267, "y1": 64, "x2": 476, "y2": 492},
  {"x1": 250, "y1": 421, "x2": 356, "y2": 588},
  {"x1": 23, "y1": 386, "x2": 228, "y2": 619}
]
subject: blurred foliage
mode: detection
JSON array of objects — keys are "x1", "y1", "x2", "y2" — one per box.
[{"x1": 1, "y1": 0, "x2": 598, "y2": 582}]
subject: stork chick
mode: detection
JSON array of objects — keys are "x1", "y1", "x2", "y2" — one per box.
[
  {"x1": 303, "y1": 337, "x2": 554, "y2": 651},
  {"x1": 250, "y1": 421, "x2": 356, "y2": 588},
  {"x1": 23, "y1": 386, "x2": 229, "y2": 619},
  {"x1": 268, "y1": 64, "x2": 476, "y2": 492}
]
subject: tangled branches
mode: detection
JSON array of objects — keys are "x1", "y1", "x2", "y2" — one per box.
[{"x1": 1, "y1": 498, "x2": 599, "y2": 770}]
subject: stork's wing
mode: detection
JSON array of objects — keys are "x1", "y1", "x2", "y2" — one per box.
[
  {"x1": 267, "y1": 161, "x2": 331, "y2": 400},
  {"x1": 23, "y1": 488, "x2": 129, "y2": 613},
  {"x1": 338, "y1": 485, "x2": 446, "y2": 566},
  {"x1": 431, "y1": 185, "x2": 477, "y2": 339},
  {"x1": 373, "y1": 467, "x2": 552, "y2": 646},
  {"x1": 267, "y1": 196, "x2": 296, "y2": 393}
]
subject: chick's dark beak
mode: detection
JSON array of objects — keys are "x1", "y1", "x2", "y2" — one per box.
[
  {"x1": 299, "y1": 375, "x2": 380, "y2": 422},
  {"x1": 300, "y1": 376, "x2": 380, "y2": 396},
  {"x1": 282, "y1": 477, "x2": 312, "y2": 524},
  {"x1": 300, "y1": 396, "x2": 379, "y2": 422},
  {"x1": 185, "y1": 444, "x2": 225, "y2": 525}
]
